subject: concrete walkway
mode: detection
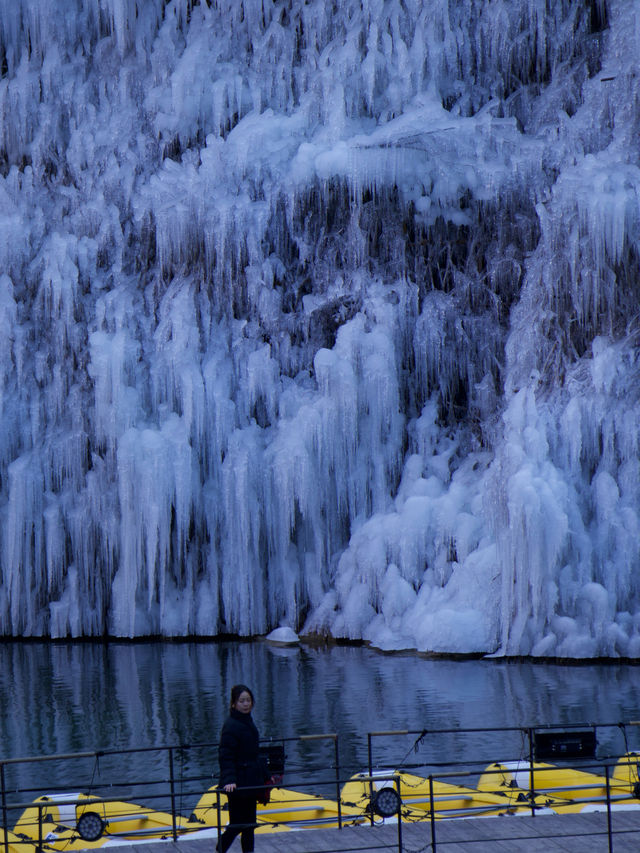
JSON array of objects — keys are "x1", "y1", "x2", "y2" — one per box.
[{"x1": 93, "y1": 810, "x2": 640, "y2": 853}]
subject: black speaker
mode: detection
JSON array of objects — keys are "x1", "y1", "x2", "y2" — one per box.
[
  {"x1": 534, "y1": 730, "x2": 597, "y2": 760},
  {"x1": 259, "y1": 744, "x2": 286, "y2": 774}
]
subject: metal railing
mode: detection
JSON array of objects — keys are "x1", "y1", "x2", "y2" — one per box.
[{"x1": 1, "y1": 721, "x2": 640, "y2": 853}]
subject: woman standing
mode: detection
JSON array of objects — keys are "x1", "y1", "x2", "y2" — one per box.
[{"x1": 217, "y1": 684, "x2": 265, "y2": 853}]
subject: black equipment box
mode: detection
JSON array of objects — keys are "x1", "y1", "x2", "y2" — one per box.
[
  {"x1": 533, "y1": 730, "x2": 597, "y2": 760},
  {"x1": 260, "y1": 744, "x2": 286, "y2": 774}
]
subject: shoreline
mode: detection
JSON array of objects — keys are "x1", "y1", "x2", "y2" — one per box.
[{"x1": 0, "y1": 634, "x2": 639, "y2": 666}]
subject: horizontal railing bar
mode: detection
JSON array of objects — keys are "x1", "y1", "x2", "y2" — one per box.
[
  {"x1": 0, "y1": 751, "x2": 100, "y2": 766},
  {"x1": 369, "y1": 721, "x2": 629, "y2": 738},
  {"x1": 369, "y1": 731, "x2": 410, "y2": 737},
  {"x1": 429, "y1": 762, "x2": 628, "y2": 782},
  {"x1": 548, "y1": 793, "x2": 636, "y2": 804},
  {"x1": 434, "y1": 804, "x2": 518, "y2": 817},
  {"x1": 299, "y1": 733, "x2": 338, "y2": 741},
  {"x1": 408, "y1": 795, "x2": 474, "y2": 804},
  {"x1": 258, "y1": 804, "x2": 336, "y2": 815},
  {"x1": 522, "y1": 783, "x2": 628, "y2": 795},
  {"x1": 105, "y1": 827, "x2": 177, "y2": 837},
  {"x1": 256, "y1": 816, "x2": 343, "y2": 828}
]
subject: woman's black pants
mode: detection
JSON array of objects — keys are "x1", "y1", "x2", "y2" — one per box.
[{"x1": 218, "y1": 792, "x2": 257, "y2": 853}]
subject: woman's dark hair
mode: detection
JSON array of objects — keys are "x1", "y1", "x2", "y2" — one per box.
[{"x1": 229, "y1": 683, "x2": 255, "y2": 711}]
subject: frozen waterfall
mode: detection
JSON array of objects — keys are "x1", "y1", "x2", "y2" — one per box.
[{"x1": 0, "y1": 0, "x2": 639, "y2": 657}]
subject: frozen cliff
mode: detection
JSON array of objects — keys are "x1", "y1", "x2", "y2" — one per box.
[{"x1": 0, "y1": 0, "x2": 639, "y2": 656}]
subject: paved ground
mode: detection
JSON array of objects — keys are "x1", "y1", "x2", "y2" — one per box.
[{"x1": 92, "y1": 809, "x2": 640, "y2": 853}]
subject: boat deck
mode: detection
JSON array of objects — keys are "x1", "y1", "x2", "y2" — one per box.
[{"x1": 88, "y1": 810, "x2": 640, "y2": 853}]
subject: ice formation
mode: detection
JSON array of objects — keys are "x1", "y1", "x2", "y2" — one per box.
[{"x1": 0, "y1": 0, "x2": 638, "y2": 657}]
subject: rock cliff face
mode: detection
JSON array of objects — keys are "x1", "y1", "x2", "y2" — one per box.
[{"x1": 0, "y1": 0, "x2": 639, "y2": 656}]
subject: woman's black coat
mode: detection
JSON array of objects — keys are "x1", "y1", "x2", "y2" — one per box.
[{"x1": 218, "y1": 708, "x2": 265, "y2": 796}]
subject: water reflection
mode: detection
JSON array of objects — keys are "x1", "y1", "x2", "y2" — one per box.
[{"x1": 0, "y1": 641, "x2": 639, "y2": 805}]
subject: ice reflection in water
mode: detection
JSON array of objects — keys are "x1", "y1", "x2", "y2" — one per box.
[{"x1": 0, "y1": 641, "x2": 638, "y2": 808}]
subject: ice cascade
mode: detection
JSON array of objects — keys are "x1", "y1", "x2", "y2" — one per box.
[{"x1": 0, "y1": 0, "x2": 639, "y2": 657}]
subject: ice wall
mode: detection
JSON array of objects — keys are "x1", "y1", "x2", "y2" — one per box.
[{"x1": 0, "y1": 0, "x2": 638, "y2": 656}]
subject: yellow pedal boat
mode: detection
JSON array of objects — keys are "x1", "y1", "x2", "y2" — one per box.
[
  {"x1": 478, "y1": 753, "x2": 640, "y2": 813},
  {"x1": 12, "y1": 782, "x2": 363, "y2": 848},
  {"x1": 192, "y1": 783, "x2": 366, "y2": 830},
  {"x1": 340, "y1": 770, "x2": 555, "y2": 820},
  {"x1": 12, "y1": 792, "x2": 197, "y2": 847},
  {"x1": 2, "y1": 827, "x2": 61, "y2": 853}
]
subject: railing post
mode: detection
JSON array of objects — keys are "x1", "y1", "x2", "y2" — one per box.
[
  {"x1": 334, "y1": 735, "x2": 342, "y2": 829},
  {"x1": 367, "y1": 733, "x2": 374, "y2": 826},
  {"x1": 428, "y1": 774, "x2": 437, "y2": 853},
  {"x1": 168, "y1": 746, "x2": 178, "y2": 841},
  {"x1": 216, "y1": 788, "x2": 223, "y2": 848},
  {"x1": 528, "y1": 727, "x2": 536, "y2": 816},
  {"x1": 1, "y1": 763, "x2": 8, "y2": 853},
  {"x1": 395, "y1": 774, "x2": 403, "y2": 853},
  {"x1": 605, "y1": 764, "x2": 613, "y2": 853},
  {"x1": 38, "y1": 801, "x2": 43, "y2": 853}
]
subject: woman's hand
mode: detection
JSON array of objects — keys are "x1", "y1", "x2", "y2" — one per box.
[{"x1": 223, "y1": 783, "x2": 236, "y2": 792}]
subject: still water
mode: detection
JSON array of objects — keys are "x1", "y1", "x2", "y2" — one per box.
[{"x1": 0, "y1": 641, "x2": 639, "y2": 806}]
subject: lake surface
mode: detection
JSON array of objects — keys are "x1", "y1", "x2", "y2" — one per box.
[{"x1": 1, "y1": 641, "x2": 639, "y2": 807}]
